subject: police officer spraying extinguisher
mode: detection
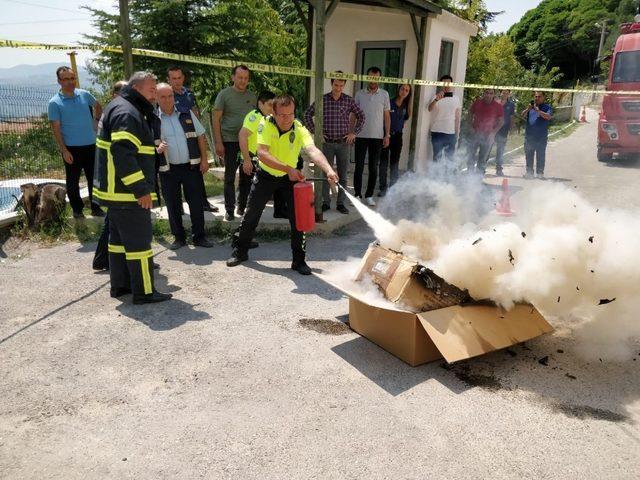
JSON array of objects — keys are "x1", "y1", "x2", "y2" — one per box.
[
  {"x1": 226, "y1": 94, "x2": 339, "y2": 275},
  {"x1": 238, "y1": 90, "x2": 288, "y2": 221},
  {"x1": 94, "y1": 71, "x2": 171, "y2": 304}
]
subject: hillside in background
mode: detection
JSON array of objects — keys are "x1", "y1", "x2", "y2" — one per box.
[
  {"x1": 509, "y1": 0, "x2": 637, "y2": 84},
  {"x1": 0, "y1": 63, "x2": 92, "y2": 87}
]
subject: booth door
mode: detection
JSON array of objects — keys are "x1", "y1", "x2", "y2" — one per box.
[{"x1": 356, "y1": 40, "x2": 405, "y2": 98}]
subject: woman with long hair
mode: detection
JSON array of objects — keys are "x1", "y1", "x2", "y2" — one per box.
[{"x1": 378, "y1": 83, "x2": 412, "y2": 196}]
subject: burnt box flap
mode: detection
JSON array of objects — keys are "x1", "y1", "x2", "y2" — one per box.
[
  {"x1": 358, "y1": 243, "x2": 470, "y2": 311},
  {"x1": 416, "y1": 304, "x2": 554, "y2": 363}
]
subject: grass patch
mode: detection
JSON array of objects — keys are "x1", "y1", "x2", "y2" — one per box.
[
  {"x1": 329, "y1": 224, "x2": 354, "y2": 237},
  {"x1": 153, "y1": 217, "x2": 290, "y2": 245},
  {"x1": 254, "y1": 227, "x2": 292, "y2": 243},
  {"x1": 549, "y1": 121, "x2": 579, "y2": 141},
  {"x1": 73, "y1": 218, "x2": 103, "y2": 243},
  {"x1": 10, "y1": 204, "x2": 78, "y2": 244},
  {"x1": 205, "y1": 220, "x2": 290, "y2": 243},
  {"x1": 0, "y1": 116, "x2": 63, "y2": 179},
  {"x1": 487, "y1": 119, "x2": 578, "y2": 166},
  {"x1": 204, "y1": 175, "x2": 224, "y2": 198},
  {"x1": 152, "y1": 218, "x2": 173, "y2": 243}
]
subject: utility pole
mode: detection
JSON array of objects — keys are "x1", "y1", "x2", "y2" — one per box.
[
  {"x1": 67, "y1": 51, "x2": 80, "y2": 88},
  {"x1": 119, "y1": 0, "x2": 134, "y2": 79},
  {"x1": 596, "y1": 19, "x2": 608, "y2": 62},
  {"x1": 312, "y1": 0, "x2": 326, "y2": 221}
]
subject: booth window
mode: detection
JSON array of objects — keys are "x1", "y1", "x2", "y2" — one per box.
[{"x1": 438, "y1": 40, "x2": 454, "y2": 79}]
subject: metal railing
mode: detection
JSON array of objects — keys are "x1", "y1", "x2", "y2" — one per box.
[{"x1": 0, "y1": 84, "x2": 62, "y2": 215}]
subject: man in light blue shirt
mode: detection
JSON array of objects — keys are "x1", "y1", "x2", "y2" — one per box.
[
  {"x1": 48, "y1": 66, "x2": 104, "y2": 218},
  {"x1": 156, "y1": 83, "x2": 212, "y2": 249}
]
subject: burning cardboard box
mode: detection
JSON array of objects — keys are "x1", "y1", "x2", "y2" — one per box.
[{"x1": 331, "y1": 243, "x2": 553, "y2": 366}]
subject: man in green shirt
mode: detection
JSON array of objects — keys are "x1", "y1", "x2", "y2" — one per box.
[
  {"x1": 226, "y1": 94, "x2": 339, "y2": 275},
  {"x1": 213, "y1": 65, "x2": 257, "y2": 221}
]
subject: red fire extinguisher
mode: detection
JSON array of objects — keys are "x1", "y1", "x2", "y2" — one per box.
[{"x1": 293, "y1": 181, "x2": 315, "y2": 232}]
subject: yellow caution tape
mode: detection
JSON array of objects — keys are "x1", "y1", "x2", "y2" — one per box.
[{"x1": 2, "y1": 38, "x2": 639, "y2": 96}]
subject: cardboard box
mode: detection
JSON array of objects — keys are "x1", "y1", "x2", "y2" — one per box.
[
  {"x1": 324, "y1": 244, "x2": 553, "y2": 366},
  {"x1": 356, "y1": 243, "x2": 470, "y2": 312}
]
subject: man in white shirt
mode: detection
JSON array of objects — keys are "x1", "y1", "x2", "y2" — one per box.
[
  {"x1": 428, "y1": 74, "x2": 461, "y2": 163},
  {"x1": 354, "y1": 66, "x2": 391, "y2": 207}
]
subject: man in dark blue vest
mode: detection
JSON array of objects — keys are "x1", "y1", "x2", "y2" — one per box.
[
  {"x1": 167, "y1": 66, "x2": 218, "y2": 213},
  {"x1": 156, "y1": 83, "x2": 213, "y2": 250}
]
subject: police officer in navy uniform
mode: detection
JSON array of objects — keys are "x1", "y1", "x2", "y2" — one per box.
[
  {"x1": 156, "y1": 83, "x2": 213, "y2": 250},
  {"x1": 167, "y1": 66, "x2": 218, "y2": 213},
  {"x1": 227, "y1": 94, "x2": 339, "y2": 275},
  {"x1": 94, "y1": 71, "x2": 171, "y2": 304}
]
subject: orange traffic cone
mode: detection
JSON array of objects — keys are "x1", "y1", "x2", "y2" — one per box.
[
  {"x1": 579, "y1": 105, "x2": 587, "y2": 123},
  {"x1": 496, "y1": 178, "x2": 514, "y2": 216}
]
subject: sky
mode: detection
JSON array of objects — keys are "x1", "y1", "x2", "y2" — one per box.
[
  {"x1": 0, "y1": 0, "x2": 542, "y2": 69},
  {"x1": 0, "y1": 0, "x2": 116, "y2": 68},
  {"x1": 485, "y1": 0, "x2": 542, "y2": 35}
]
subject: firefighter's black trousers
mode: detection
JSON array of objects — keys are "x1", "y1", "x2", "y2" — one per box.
[{"x1": 107, "y1": 206, "x2": 155, "y2": 296}]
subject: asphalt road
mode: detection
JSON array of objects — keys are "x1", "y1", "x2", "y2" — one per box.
[
  {"x1": 489, "y1": 107, "x2": 640, "y2": 210},
  {"x1": 0, "y1": 109, "x2": 638, "y2": 479}
]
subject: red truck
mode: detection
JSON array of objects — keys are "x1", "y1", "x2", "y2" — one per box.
[{"x1": 598, "y1": 19, "x2": 640, "y2": 162}]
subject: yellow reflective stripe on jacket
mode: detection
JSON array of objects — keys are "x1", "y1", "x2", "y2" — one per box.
[
  {"x1": 121, "y1": 170, "x2": 145, "y2": 185},
  {"x1": 96, "y1": 138, "x2": 110, "y2": 149},
  {"x1": 125, "y1": 249, "x2": 154, "y2": 260},
  {"x1": 111, "y1": 130, "x2": 142, "y2": 148},
  {"x1": 138, "y1": 146, "x2": 156, "y2": 155},
  {"x1": 98, "y1": 137, "x2": 155, "y2": 154},
  {"x1": 93, "y1": 189, "x2": 158, "y2": 202},
  {"x1": 107, "y1": 149, "x2": 116, "y2": 194},
  {"x1": 108, "y1": 243, "x2": 125, "y2": 253}
]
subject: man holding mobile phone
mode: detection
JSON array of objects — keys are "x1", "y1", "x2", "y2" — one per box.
[
  {"x1": 521, "y1": 91, "x2": 552, "y2": 178},
  {"x1": 428, "y1": 75, "x2": 461, "y2": 163}
]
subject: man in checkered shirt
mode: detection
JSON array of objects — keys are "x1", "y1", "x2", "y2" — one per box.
[{"x1": 303, "y1": 72, "x2": 365, "y2": 214}]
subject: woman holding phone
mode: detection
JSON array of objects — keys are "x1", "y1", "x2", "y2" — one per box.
[{"x1": 378, "y1": 83, "x2": 412, "y2": 196}]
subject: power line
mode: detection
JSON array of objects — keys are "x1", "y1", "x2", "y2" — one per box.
[
  {"x1": 0, "y1": 0, "x2": 90, "y2": 14},
  {"x1": 2, "y1": 33, "x2": 88, "y2": 38},
  {"x1": 0, "y1": 18, "x2": 89, "y2": 26}
]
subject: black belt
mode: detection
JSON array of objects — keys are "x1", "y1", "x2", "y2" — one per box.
[
  {"x1": 163, "y1": 163, "x2": 198, "y2": 171},
  {"x1": 325, "y1": 137, "x2": 347, "y2": 144}
]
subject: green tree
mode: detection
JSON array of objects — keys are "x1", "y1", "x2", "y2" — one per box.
[
  {"x1": 440, "y1": 0, "x2": 503, "y2": 36},
  {"x1": 84, "y1": 0, "x2": 308, "y2": 111},
  {"x1": 509, "y1": 0, "x2": 632, "y2": 84},
  {"x1": 465, "y1": 34, "x2": 561, "y2": 110}
]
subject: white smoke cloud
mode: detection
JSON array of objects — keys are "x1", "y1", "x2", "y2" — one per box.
[
  {"x1": 320, "y1": 257, "x2": 402, "y2": 310},
  {"x1": 336, "y1": 171, "x2": 640, "y2": 361}
]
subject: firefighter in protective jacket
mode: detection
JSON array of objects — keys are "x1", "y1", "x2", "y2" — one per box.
[{"x1": 94, "y1": 71, "x2": 171, "y2": 304}]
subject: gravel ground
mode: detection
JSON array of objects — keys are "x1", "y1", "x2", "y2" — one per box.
[
  {"x1": 1, "y1": 110, "x2": 639, "y2": 479},
  {"x1": 1, "y1": 220, "x2": 639, "y2": 479}
]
